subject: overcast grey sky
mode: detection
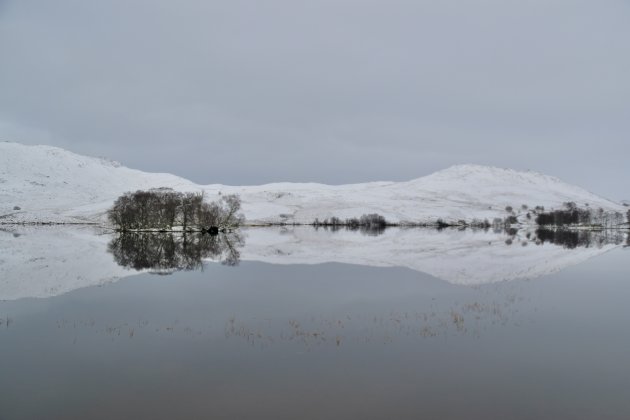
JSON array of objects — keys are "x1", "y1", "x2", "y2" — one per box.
[{"x1": 0, "y1": 0, "x2": 628, "y2": 199}]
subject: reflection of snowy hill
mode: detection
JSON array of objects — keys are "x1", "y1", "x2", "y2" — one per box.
[
  {"x1": 0, "y1": 142, "x2": 623, "y2": 226},
  {"x1": 0, "y1": 227, "x2": 132, "y2": 300},
  {"x1": 241, "y1": 228, "x2": 622, "y2": 285},
  {"x1": 0, "y1": 226, "x2": 622, "y2": 300}
]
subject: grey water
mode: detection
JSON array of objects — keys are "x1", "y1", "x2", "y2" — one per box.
[{"x1": 0, "y1": 229, "x2": 629, "y2": 419}]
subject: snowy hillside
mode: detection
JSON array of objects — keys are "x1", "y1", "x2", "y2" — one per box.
[{"x1": 0, "y1": 141, "x2": 624, "y2": 225}]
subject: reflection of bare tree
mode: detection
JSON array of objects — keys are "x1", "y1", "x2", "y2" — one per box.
[
  {"x1": 350, "y1": 225, "x2": 387, "y2": 236},
  {"x1": 315, "y1": 224, "x2": 628, "y2": 245},
  {"x1": 535, "y1": 228, "x2": 625, "y2": 249},
  {"x1": 108, "y1": 231, "x2": 244, "y2": 272},
  {"x1": 313, "y1": 225, "x2": 387, "y2": 236}
]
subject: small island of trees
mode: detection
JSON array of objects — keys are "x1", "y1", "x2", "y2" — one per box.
[{"x1": 107, "y1": 189, "x2": 244, "y2": 232}]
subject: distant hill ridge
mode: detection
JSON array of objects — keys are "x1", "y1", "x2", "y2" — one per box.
[{"x1": 0, "y1": 141, "x2": 623, "y2": 225}]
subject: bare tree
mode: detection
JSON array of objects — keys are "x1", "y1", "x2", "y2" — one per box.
[{"x1": 219, "y1": 194, "x2": 245, "y2": 227}]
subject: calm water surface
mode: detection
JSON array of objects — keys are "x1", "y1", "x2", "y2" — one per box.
[{"x1": 0, "y1": 232, "x2": 629, "y2": 419}]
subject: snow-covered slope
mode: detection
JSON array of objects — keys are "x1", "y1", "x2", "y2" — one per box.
[
  {"x1": 0, "y1": 141, "x2": 623, "y2": 225},
  {"x1": 0, "y1": 142, "x2": 198, "y2": 224}
]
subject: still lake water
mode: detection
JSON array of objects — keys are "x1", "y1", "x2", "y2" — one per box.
[{"x1": 0, "y1": 228, "x2": 629, "y2": 419}]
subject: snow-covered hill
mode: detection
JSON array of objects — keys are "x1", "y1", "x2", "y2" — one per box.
[{"x1": 0, "y1": 141, "x2": 624, "y2": 225}]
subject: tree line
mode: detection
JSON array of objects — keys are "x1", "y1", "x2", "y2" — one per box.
[
  {"x1": 535, "y1": 202, "x2": 627, "y2": 228},
  {"x1": 313, "y1": 213, "x2": 388, "y2": 228},
  {"x1": 107, "y1": 189, "x2": 244, "y2": 231},
  {"x1": 311, "y1": 214, "x2": 389, "y2": 235}
]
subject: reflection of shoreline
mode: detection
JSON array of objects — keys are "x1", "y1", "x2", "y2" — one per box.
[
  {"x1": 311, "y1": 224, "x2": 629, "y2": 248},
  {"x1": 108, "y1": 232, "x2": 244, "y2": 272},
  {"x1": 240, "y1": 227, "x2": 626, "y2": 285},
  {"x1": 0, "y1": 226, "x2": 626, "y2": 300}
]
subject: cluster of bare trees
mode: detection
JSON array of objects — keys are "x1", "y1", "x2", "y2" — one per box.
[
  {"x1": 535, "y1": 202, "x2": 627, "y2": 228},
  {"x1": 313, "y1": 213, "x2": 388, "y2": 228},
  {"x1": 107, "y1": 189, "x2": 244, "y2": 231},
  {"x1": 348, "y1": 214, "x2": 388, "y2": 228},
  {"x1": 311, "y1": 214, "x2": 389, "y2": 235}
]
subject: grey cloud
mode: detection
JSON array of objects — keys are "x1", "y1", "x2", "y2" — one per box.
[{"x1": 0, "y1": 0, "x2": 629, "y2": 199}]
